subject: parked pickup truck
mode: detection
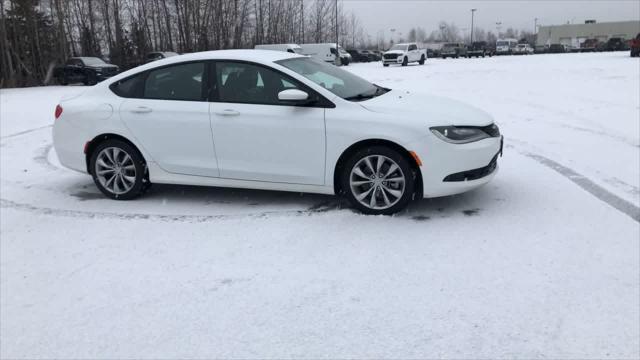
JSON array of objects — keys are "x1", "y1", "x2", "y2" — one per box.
[
  {"x1": 54, "y1": 57, "x2": 119, "y2": 85},
  {"x1": 382, "y1": 43, "x2": 426, "y2": 66},
  {"x1": 440, "y1": 43, "x2": 468, "y2": 59}
]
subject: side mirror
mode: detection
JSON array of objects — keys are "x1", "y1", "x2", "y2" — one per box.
[{"x1": 278, "y1": 89, "x2": 309, "y2": 102}]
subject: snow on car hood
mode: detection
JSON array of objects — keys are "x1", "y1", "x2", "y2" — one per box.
[{"x1": 360, "y1": 90, "x2": 494, "y2": 127}]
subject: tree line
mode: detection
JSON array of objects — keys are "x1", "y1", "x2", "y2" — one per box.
[
  {"x1": 1, "y1": 0, "x2": 537, "y2": 88},
  {"x1": 0, "y1": 0, "x2": 366, "y2": 88}
]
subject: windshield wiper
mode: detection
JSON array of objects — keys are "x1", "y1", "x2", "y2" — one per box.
[{"x1": 344, "y1": 85, "x2": 389, "y2": 102}]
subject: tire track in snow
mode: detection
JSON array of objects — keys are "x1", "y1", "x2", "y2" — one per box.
[
  {"x1": 0, "y1": 197, "x2": 344, "y2": 223},
  {"x1": 523, "y1": 152, "x2": 640, "y2": 223},
  {"x1": 0, "y1": 124, "x2": 52, "y2": 140}
]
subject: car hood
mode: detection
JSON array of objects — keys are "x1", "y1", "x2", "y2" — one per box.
[
  {"x1": 383, "y1": 50, "x2": 405, "y2": 55},
  {"x1": 359, "y1": 90, "x2": 494, "y2": 127}
]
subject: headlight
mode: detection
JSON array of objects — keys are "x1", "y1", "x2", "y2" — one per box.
[{"x1": 430, "y1": 126, "x2": 490, "y2": 144}]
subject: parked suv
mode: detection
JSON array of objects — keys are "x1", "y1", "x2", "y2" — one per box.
[
  {"x1": 580, "y1": 39, "x2": 601, "y2": 52},
  {"x1": 605, "y1": 37, "x2": 629, "y2": 51},
  {"x1": 347, "y1": 49, "x2": 369, "y2": 62},
  {"x1": 54, "y1": 57, "x2": 119, "y2": 85},
  {"x1": 441, "y1": 43, "x2": 467, "y2": 59},
  {"x1": 145, "y1": 51, "x2": 179, "y2": 63}
]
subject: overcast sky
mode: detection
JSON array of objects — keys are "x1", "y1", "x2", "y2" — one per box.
[{"x1": 341, "y1": 0, "x2": 640, "y2": 38}]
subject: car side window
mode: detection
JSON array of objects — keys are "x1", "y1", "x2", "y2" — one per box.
[
  {"x1": 215, "y1": 62, "x2": 302, "y2": 105},
  {"x1": 110, "y1": 74, "x2": 144, "y2": 98},
  {"x1": 409, "y1": 44, "x2": 417, "y2": 51},
  {"x1": 143, "y1": 62, "x2": 205, "y2": 101}
]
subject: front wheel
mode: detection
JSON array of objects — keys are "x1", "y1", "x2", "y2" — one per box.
[
  {"x1": 341, "y1": 146, "x2": 415, "y2": 215},
  {"x1": 383, "y1": 63, "x2": 389, "y2": 67},
  {"x1": 402, "y1": 57, "x2": 408, "y2": 66},
  {"x1": 90, "y1": 139, "x2": 148, "y2": 200}
]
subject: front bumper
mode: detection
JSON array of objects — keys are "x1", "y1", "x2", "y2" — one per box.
[
  {"x1": 407, "y1": 135, "x2": 503, "y2": 198},
  {"x1": 382, "y1": 55, "x2": 403, "y2": 64}
]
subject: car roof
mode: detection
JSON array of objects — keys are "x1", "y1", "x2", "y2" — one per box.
[{"x1": 104, "y1": 49, "x2": 304, "y2": 84}]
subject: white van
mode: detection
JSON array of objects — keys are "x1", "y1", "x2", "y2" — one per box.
[
  {"x1": 496, "y1": 38, "x2": 518, "y2": 55},
  {"x1": 300, "y1": 43, "x2": 351, "y2": 65},
  {"x1": 254, "y1": 44, "x2": 303, "y2": 54}
]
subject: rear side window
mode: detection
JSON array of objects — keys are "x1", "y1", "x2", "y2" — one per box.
[
  {"x1": 409, "y1": 44, "x2": 417, "y2": 51},
  {"x1": 143, "y1": 62, "x2": 205, "y2": 101},
  {"x1": 110, "y1": 74, "x2": 144, "y2": 98}
]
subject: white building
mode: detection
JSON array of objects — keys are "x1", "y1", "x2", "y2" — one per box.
[{"x1": 536, "y1": 20, "x2": 640, "y2": 48}]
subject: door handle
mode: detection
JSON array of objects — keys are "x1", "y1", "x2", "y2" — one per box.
[
  {"x1": 131, "y1": 106, "x2": 152, "y2": 114},
  {"x1": 214, "y1": 109, "x2": 240, "y2": 116}
]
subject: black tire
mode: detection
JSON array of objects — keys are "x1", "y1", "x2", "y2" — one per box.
[
  {"x1": 84, "y1": 71, "x2": 97, "y2": 86},
  {"x1": 89, "y1": 139, "x2": 148, "y2": 200},
  {"x1": 341, "y1": 146, "x2": 415, "y2": 215},
  {"x1": 442, "y1": 56, "x2": 446, "y2": 59},
  {"x1": 383, "y1": 63, "x2": 389, "y2": 67},
  {"x1": 59, "y1": 75, "x2": 68, "y2": 86},
  {"x1": 419, "y1": 55, "x2": 425, "y2": 65},
  {"x1": 402, "y1": 57, "x2": 408, "y2": 66}
]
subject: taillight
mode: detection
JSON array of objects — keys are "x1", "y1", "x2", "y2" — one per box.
[{"x1": 54, "y1": 104, "x2": 63, "y2": 120}]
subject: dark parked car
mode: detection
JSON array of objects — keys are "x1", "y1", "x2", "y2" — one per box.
[
  {"x1": 361, "y1": 50, "x2": 380, "y2": 61},
  {"x1": 440, "y1": 43, "x2": 468, "y2": 58},
  {"x1": 605, "y1": 37, "x2": 630, "y2": 51},
  {"x1": 467, "y1": 41, "x2": 493, "y2": 57},
  {"x1": 630, "y1": 33, "x2": 640, "y2": 57},
  {"x1": 580, "y1": 38, "x2": 602, "y2": 52},
  {"x1": 548, "y1": 44, "x2": 566, "y2": 53},
  {"x1": 54, "y1": 57, "x2": 119, "y2": 85},
  {"x1": 145, "y1": 51, "x2": 179, "y2": 63},
  {"x1": 346, "y1": 49, "x2": 369, "y2": 62}
]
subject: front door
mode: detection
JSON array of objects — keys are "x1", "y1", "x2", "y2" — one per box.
[{"x1": 209, "y1": 61, "x2": 326, "y2": 185}]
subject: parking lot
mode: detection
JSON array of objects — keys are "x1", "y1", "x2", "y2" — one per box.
[{"x1": 1, "y1": 52, "x2": 639, "y2": 358}]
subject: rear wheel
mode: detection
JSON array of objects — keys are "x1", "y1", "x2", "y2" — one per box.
[
  {"x1": 419, "y1": 55, "x2": 426, "y2": 65},
  {"x1": 341, "y1": 146, "x2": 415, "y2": 215},
  {"x1": 89, "y1": 139, "x2": 148, "y2": 200}
]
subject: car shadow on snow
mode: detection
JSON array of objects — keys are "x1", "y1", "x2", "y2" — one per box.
[{"x1": 69, "y1": 181, "x2": 494, "y2": 220}]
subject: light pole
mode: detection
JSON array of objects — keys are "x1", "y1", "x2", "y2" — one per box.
[
  {"x1": 439, "y1": 24, "x2": 446, "y2": 42},
  {"x1": 496, "y1": 21, "x2": 502, "y2": 36},
  {"x1": 534, "y1": 17, "x2": 538, "y2": 34},
  {"x1": 390, "y1": 28, "x2": 396, "y2": 46},
  {"x1": 335, "y1": 0, "x2": 339, "y2": 65},
  {"x1": 470, "y1": 8, "x2": 477, "y2": 44}
]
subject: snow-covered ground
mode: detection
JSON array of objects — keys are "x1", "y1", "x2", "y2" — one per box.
[{"x1": 1, "y1": 52, "x2": 639, "y2": 358}]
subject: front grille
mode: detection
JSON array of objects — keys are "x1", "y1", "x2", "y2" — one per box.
[
  {"x1": 101, "y1": 67, "x2": 118, "y2": 75},
  {"x1": 481, "y1": 124, "x2": 500, "y2": 137},
  {"x1": 383, "y1": 53, "x2": 399, "y2": 60},
  {"x1": 443, "y1": 154, "x2": 498, "y2": 182}
]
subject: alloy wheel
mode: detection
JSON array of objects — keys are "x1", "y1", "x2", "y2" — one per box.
[
  {"x1": 349, "y1": 155, "x2": 406, "y2": 210},
  {"x1": 94, "y1": 147, "x2": 137, "y2": 195}
]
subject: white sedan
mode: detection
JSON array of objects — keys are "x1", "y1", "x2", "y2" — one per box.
[{"x1": 53, "y1": 50, "x2": 503, "y2": 215}]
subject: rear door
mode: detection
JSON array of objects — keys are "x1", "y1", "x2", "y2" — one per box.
[{"x1": 117, "y1": 61, "x2": 219, "y2": 177}]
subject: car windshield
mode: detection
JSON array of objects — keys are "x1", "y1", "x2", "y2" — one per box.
[
  {"x1": 496, "y1": 41, "x2": 509, "y2": 46},
  {"x1": 443, "y1": 43, "x2": 457, "y2": 48},
  {"x1": 276, "y1": 57, "x2": 388, "y2": 101},
  {"x1": 81, "y1": 57, "x2": 106, "y2": 65},
  {"x1": 389, "y1": 44, "x2": 408, "y2": 51}
]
